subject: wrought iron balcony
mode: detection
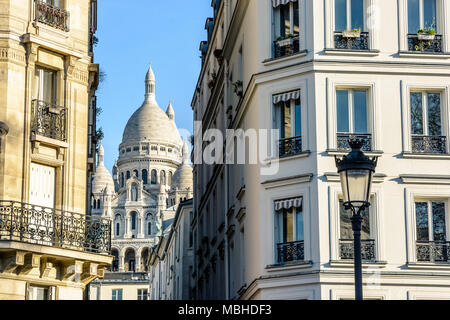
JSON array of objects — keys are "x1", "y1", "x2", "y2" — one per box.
[
  {"x1": 34, "y1": 0, "x2": 70, "y2": 32},
  {"x1": 0, "y1": 201, "x2": 111, "y2": 255},
  {"x1": 408, "y1": 34, "x2": 443, "y2": 53},
  {"x1": 411, "y1": 135, "x2": 447, "y2": 154},
  {"x1": 340, "y1": 239, "x2": 376, "y2": 261},
  {"x1": 277, "y1": 241, "x2": 304, "y2": 264},
  {"x1": 337, "y1": 133, "x2": 372, "y2": 152},
  {"x1": 334, "y1": 32, "x2": 369, "y2": 50},
  {"x1": 31, "y1": 99, "x2": 67, "y2": 142},
  {"x1": 417, "y1": 241, "x2": 450, "y2": 262},
  {"x1": 273, "y1": 36, "x2": 300, "y2": 59},
  {"x1": 279, "y1": 136, "x2": 302, "y2": 158}
]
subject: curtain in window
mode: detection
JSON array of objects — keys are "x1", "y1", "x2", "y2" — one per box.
[{"x1": 272, "y1": 0, "x2": 298, "y2": 8}]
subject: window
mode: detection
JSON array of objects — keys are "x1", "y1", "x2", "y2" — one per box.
[
  {"x1": 334, "y1": 0, "x2": 368, "y2": 50},
  {"x1": 161, "y1": 170, "x2": 166, "y2": 185},
  {"x1": 273, "y1": 92, "x2": 302, "y2": 157},
  {"x1": 273, "y1": 1, "x2": 300, "y2": 58},
  {"x1": 121, "y1": 173, "x2": 124, "y2": 187},
  {"x1": 133, "y1": 170, "x2": 139, "y2": 178},
  {"x1": 112, "y1": 289, "x2": 123, "y2": 301},
  {"x1": 410, "y1": 91, "x2": 446, "y2": 154},
  {"x1": 28, "y1": 285, "x2": 52, "y2": 300},
  {"x1": 415, "y1": 200, "x2": 449, "y2": 262},
  {"x1": 138, "y1": 289, "x2": 148, "y2": 300},
  {"x1": 407, "y1": 0, "x2": 441, "y2": 52},
  {"x1": 126, "y1": 171, "x2": 131, "y2": 180},
  {"x1": 116, "y1": 222, "x2": 120, "y2": 236},
  {"x1": 339, "y1": 199, "x2": 375, "y2": 261},
  {"x1": 168, "y1": 171, "x2": 172, "y2": 186},
  {"x1": 36, "y1": 67, "x2": 57, "y2": 105},
  {"x1": 142, "y1": 169, "x2": 148, "y2": 184},
  {"x1": 151, "y1": 170, "x2": 157, "y2": 184},
  {"x1": 131, "y1": 212, "x2": 137, "y2": 230},
  {"x1": 336, "y1": 89, "x2": 371, "y2": 151},
  {"x1": 43, "y1": 0, "x2": 64, "y2": 8},
  {"x1": 274, "y1": 198, "x2": 304, "y2": 263}
]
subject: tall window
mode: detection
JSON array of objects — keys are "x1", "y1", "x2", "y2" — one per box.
[
  {"x1": 335, "y1": 0, "x2": 364, "y2": 32},
  {"x1": 133, "y1": 169, "x2": 139, "y2": 178},
  {"x1": 415, "y1": 200, "x2": 446, "y2": 242},
  {"x1": 408, "y1": 0, "x2": 437, "y2": 34},
  {"x1": 151, "y1": 170, "x2": 157, "y2": 184},
  {"x1": 36, "y1": 67, "x2": 57, "y2": 105},
  {"x1": 116, "y1": 223, "x2": 120, "y2": 236},
  {"x1": 336, "y1": 89, "x2": 371, "y2": 150},
  {"x1": 131, "y1": 212, "x2": 137, "y2": 230},
  {"x1": 161, "y1": 170, "x2": 166, "y2": 185},
  {"x1": 142, "y1": 169, "x2": 148, "y2": 184},
  {"x1": 126, "y1": 171, "x2": 131, "y2": 180},
  {"x1": 112, "y1": 289, "x2": 123, "y2": 301},
  {"x1": 168, "y1": 171, "x2": 172, "y2": 186},
  {"x1": 273, "y1": 1, "x2": 299, "y2": 39},
  {"x1": 410, "y1": 91, "x2": 446, "y2": 154},
  {"x1": 28, "y1": 286, "x2": 51, "y2": 300},
  {"x1": 121, "y1": 172, "x2": 124, "y2": 187},
  {"x1": 138, "y1": 289, "x2": 148, "y2": 301},
  {"x1": 273, "y1": 93, "x2": 302, "y2": 157},
  {"x1": 274, "y1": 198, "x2": 304, "y2": 263}
]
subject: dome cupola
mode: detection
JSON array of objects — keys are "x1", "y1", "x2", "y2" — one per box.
[{"x1": 92, "y1": 142, "x2": 115, "y2": 194}]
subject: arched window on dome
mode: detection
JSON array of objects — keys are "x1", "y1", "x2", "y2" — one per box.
[
  {"x1": 126, "y1": 171, "x2": 131, "y2": 180},
  {"x1": 97, "y1": 199, "x2": 101, "y2": 209},
  {"x1": 92, "y1": 197, "x2": 96, "y2": 209},
  {"x1": 168, "y1": 171, "x2": 172, "y2": 186},
  {"x1": 142, "y1": 169, "x2": 148, "y2": 184},
  {"x1": 133, "y1": 170, "x2": 139, "y2": 178},
  {"x1": 114, "y1": 214, "x2": 121, "y2": 237},
  {"x1": 131, "y1": 212, "x2": 137, "y2": 230},
  {"x1": 151, "y1": 170, "x2": 157, "y2": 184},
  {"x1": 146, "y1": 213, "x2": 153, "y2": 235},
  {"x1": 161, "y1": 170, "x2": 166, "y2": 185},
  {"x1": 121, "y1": 173, "x2": 124, "y2": 187}
]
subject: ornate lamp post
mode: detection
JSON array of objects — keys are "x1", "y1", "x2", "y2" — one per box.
[{"x1": 335, "y1": 139, "x2": 378, "y2": 300}]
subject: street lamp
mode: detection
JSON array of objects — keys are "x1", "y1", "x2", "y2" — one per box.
[{"x1": 335, "y1": 138, "x2": 377, "y2": 300}]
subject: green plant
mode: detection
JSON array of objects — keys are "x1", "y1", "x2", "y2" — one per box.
[{"x1": 347, "y1": 28, "x2": 361, "y2": 32}]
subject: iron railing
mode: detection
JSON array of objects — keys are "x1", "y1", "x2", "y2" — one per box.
[
  {"x1": 417, "y1": 241, "x2": 450, "y2": 263},
  {"x1": 408, "y1": 34, "x2": 443, "y2": 53},
  {"x1": 337, "y1": 133, "x2": 372, "y2": 152},
  {"x1": 340, "y1": 239, "x2": 376, "y2": 261},
  {"x1": 273, "y1": 36, "x2": 300, "y2": 59},
  {"x1": 0, "y1": 201, "x2": 111, "y2": 255},
  {"x1": 277, "y1": 241, "x2": 304, "y2": 264},
  {"x1": 31, "y1": 99, "x2": 67, "y2": 142},
  {"x1": 34, "y1": 0, "x2": 70, "y2": 32},
  {"x1": 334, "y1": 32, "x2": 369, "y2": 50},
  {"x1": 279, "y1": 136, "x2": 302, "y2": 158},
  {"x1": 411, "y1": 135, "x2": 447, "y2": 154}
]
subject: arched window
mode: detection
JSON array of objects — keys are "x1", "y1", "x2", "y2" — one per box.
[
  {"x1": 92, "y1": 198, "x2": 96, "y2": 209},
  {"x1": 116, "y1": 223, "x2": 120, "y2": 236},
  {"x1": 133, "y1": 169, "x2": 139, "y2": 178},
  {"x1": 161, "y1": 170, "x2": 166, "y2": 185},
  {"x1": 168, "y1": 171, "x2": 172, "y2": 186},
  {"x1": 126, "y1": 171, "x2": 131, "y2": 180},
  {"x1": 121, "y1": 173, "x2": 124, "y2": 187},
  {"x1": 97, "y1": 199, "x2": 101, "y2": 209},
  {"x1": 142, "y1": 169, "x2": 148, "y2": 184},
  {"x1": 151, "y1": 170, "x2": 157, "y2": 184},
  {"x1": 131, "y1": 212, "x2": 137, "y2": 230},
  {"x1": 148, "y1": 222, "x2": 152, "y2": 235}
]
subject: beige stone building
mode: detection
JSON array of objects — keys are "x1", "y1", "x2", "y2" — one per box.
[{"x1": 0, "y1": 0, "x2": 112, "y2": 300}]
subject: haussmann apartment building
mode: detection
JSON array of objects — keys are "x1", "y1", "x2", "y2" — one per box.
[
  {"x1": 189, "y1": 0, "x2": 450, "y2": 300},
  {"x1": 0, "y1": 0, "x2": 112, "y2": 300}
]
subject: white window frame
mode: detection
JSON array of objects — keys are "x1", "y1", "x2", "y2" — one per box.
[
  {"x1": 336, "y1": 88, "x2": 370, "y2": 135},
  {"x1": 112, "y1": 289, "x2": 123, "y2": 300},
  {"x1": 273, "y1": 97, "x2": 302, "y2": 139},
  {"x1": 413, "y1": 198, "x2": 449, "y2": 241},
  {"x1": 335, "y1": 0, "x2": 367, "y2": 32},
  {"x1": 401, "y1": 82, "x2": 450, "y2": 154},
  {"x1": 410, "y1": 90, "x2": 444, "y2": 136}
]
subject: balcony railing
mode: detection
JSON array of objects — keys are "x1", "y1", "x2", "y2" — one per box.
[
  {"x1": 273, "y1": 36, "x2": 300, "y2": 59},
  {"x1": 0, "y1": 201, "x2": 111, "y2": 255},
  {"x1": 31, "y1": 99, "x2": 67, "y2": 142},
  {"x1": 34, "y1": 0, "x2": 70, "y2": 32},
  {"x1": 337, "y1": 133, "x2": 372, "y2": 152},
  {"x1": 417, "y1": 241, "x2": 450, "y2": 262},
  {"x1": 277, "y1": 241, "x2": 304, "y2": 264},
  {"x1": 334, "y1": 32, "x2": 369, "y2": 50},
  {"x1": 279, "y1": 136, "x2": 302, "y2": 158},
  {"x1": 340, "y1": 239, "x2": 376, "y2": 261},
  {"x1": 411, "y1": 135, "x2": 447, "y2": 154},
  {"x1": 408, "y1": 34, "x2": 443, "y2": 53}
]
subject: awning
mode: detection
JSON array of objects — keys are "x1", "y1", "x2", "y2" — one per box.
[
  {"x1": 275, "y1": 197, "x2": 303, "y2": 212},
  {"x1": 272, "y1": 0, "x2": 298, "y2": 8},
  {"x1": 273, "y1": 90, "x2": 300, "y2": 104}
]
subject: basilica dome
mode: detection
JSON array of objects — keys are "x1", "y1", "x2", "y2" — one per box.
[
  {"x1": 92, "y1": 143, "x2": 115, "y2": 194},
  {"x1": 121, "y1": 65, "x2": 182, "y2": 147}
]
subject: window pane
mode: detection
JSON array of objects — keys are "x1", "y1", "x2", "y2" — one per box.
[
  {"x1": 293, "y1": 1, "x2": 299, "y2": 35},
  {"x1": 410, "y1": 93, "x2": 423, "y2": 135},
  {"x1": 280, "y1": 4, "x2": 290, "y2": 37},
  {"x1": 415, "y1": 202, "x2": 429, "y2": 241},
  {"x1": 351, "y1": 0, "x2": 364, "y2": 31},
  {"x1": 432, "y1": 202, "x2": 446, "y2": 241},
  {"x1": 423, "y1": 0, "x2": 437, "y2": 31},
  {"x1": 353, "y1": 90, "x2": 368, "y2": 133},
  {"x1": 408, "y1": 0, "x2": 420, "y2": 34},
  {"x1": 282, "y1": 208, "x2": 294, "y2": 242},
  {"x1": 294, "y1": 99, "x2": 301, "y2": 137},
  {"x1": 337, "y1": 90, "x2": 349, "y2": 132},
  {"x1": 283, "y1": 101, "x2": 291, "y2": 139},
  {"x1": 296, "y1": 209, "x2": 304, "y2": 241},
  {"x1": 340, "y1": 200, "x2": 353, "y2": 239},
  {"x1": 335, "y1": 0, "x2": 347, "y2": 31},
  {"x1": 427, "y1": 93, "x2": 441, "y2": 136}
]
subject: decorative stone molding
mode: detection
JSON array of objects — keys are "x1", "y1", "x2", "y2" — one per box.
[
  {"x1": 0, "y1": 47, "x2": 26, "y2": 65},
  {"x1": 400, "y1": 174, "x2": 450, "y2": 185}
]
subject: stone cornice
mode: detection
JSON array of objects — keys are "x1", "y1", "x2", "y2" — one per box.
[
  {"x1": 400, "y1": 174, "x2": 450, "y2": 185},
  {"x1": 0, "y1": 47, "x2": 26, "y2": 66}
]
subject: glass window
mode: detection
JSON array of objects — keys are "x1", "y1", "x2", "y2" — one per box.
[
  {"x1": 138, "y1": 289, "x2": 148, "y2": 301},
  {"x1": 112, "y1": 289, "x2": 123, "y2": 301},
  {"x1": 274, "y1": 1, "x2": 299, "y2": 39},
  {"x1": 337, "y1": 90, "x2": 350, "y2": 133},
  {"x1": 335, "y1": 0, "x2": 364, "y2": 31},
  {"x1": 275, "y1": 206, "x2": 304, "y2": 244},
  {"x1": 142, "y1": 169, "x2": 148, "y2": 185},
  {"x1": 336, "y1": 89, "x2": 368, "y2": 134},
  {"x1": 131, "y1": 212, "x2": 137, "y2": 230},
  {"x1": 36, "y1": 67, "x2": 57, "y2": 105},
  {"x1": 335, "y1": 0, "x2": 347, "y2": 31},
  {"x1": 410, "y1": 91, "x2": 442, "y2": 136},
  {"x1": 273, "y1": 97, "x2": 302, "y2": 139},
  {"x1": 151, "y1": 170, "x2": 157, "y2": 184},
  {"x1": 339, "y1": 200, "x2": 371, "y2": 240},
  {"x1": 415, "y1": 200, "x2": 447, "y2": 241},
  {"x1": 28, "y1": 286, "x2": 50, "y2": 300},
  {"x1": 408, "y1": 0, "x2": 437, "y2": 33}
]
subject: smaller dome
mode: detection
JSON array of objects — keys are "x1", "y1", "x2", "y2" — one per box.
[
  {"x1": 171, "y1": 142, "x2": 193, "y2": 191},
  {"x1": 92, "y1": 142, "x2": 115, "y2": 194},
  {"x1": 166, "y1": 101, "x2": 175, "y2": 120}
]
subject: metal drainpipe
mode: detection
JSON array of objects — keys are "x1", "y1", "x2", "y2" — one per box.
[{"x1": 223, "y1": 57, "x2": 230, "y2": 301}]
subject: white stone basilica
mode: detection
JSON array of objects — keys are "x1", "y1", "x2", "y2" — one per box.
[{"x1": 90, "y1": 65, "x2": 193, "y2": 276}]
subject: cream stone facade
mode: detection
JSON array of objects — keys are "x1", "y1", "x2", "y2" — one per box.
[
  {"x1": 189, "y1": 0, "x2": 450, "y2": 300},
  {"x1": 0, "y1": 0, "x2": 112, "y2": 300},
  {"x1": 88, "y1": 65, "x2": 193, "y2": 300}
]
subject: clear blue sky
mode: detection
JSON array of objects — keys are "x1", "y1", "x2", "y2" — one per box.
[{"x1": 95, "y1": 0, "x2": 211, "y2": 171}]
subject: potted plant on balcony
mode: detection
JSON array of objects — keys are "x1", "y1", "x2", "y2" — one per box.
[
  {"x1": 417, "y1": 27, "x2": 436, "y2": 40},
  {"x1": 277, "y1": 33, "x2": 296, "y2": 47},
  {"x1": 232, "y1": 80, "x2": 243, "y2": 97},
  {"x1": 342, "y1": 28, "x2": 361, "y2": 38}
]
